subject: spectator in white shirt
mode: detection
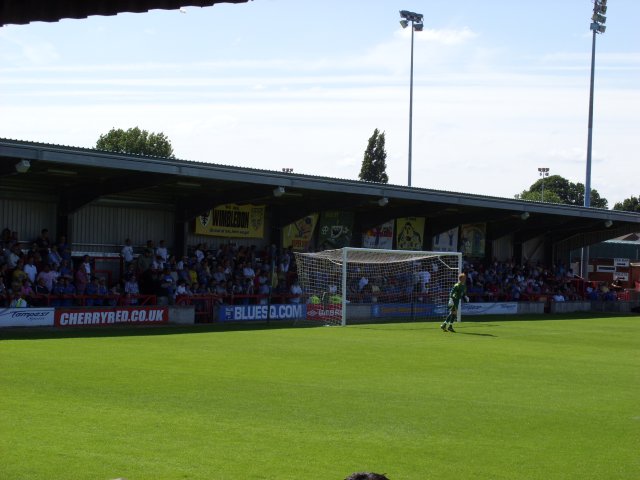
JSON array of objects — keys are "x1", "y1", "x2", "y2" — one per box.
[
  {"x1": 289, "y1": 280, "x2": 303, "y2": 304},
  {"x1": 23, "y1": 256, "x2": 38, "y2": 284},
  {"x1": 155, "y1": 240, "x2": 168, "y2": 263},
  {"x1": 121, "y1": 238, "x2": 134, "y2": 268}
]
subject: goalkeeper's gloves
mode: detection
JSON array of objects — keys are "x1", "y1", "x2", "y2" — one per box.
[
  {"x1": 448, "y1": 298, "x2": 454, "y2": 307},
  {"x1": 464, "y1": 296, "x2": 469, "y2": 302}
]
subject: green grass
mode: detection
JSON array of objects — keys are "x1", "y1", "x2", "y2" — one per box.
[{"x1": 1, "y1": 315, "x2": 639, "y2": 480}]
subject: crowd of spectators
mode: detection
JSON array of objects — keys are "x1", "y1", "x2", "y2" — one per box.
[
  {"x1": 0, "y1": 226, "x2": 628, "y2": 309},
  {"x1": 117, "y1": 240, "x2": 299, "y2": 307},
  {"x1": 1, "y1": 227, "x2": 79, "y2": 307},
  {"x1": 0, "y1": 228, "x2": 300, "y2": 308},
  {"x1": 462, "y1": 260, "x2": 580, "y2": 302}
]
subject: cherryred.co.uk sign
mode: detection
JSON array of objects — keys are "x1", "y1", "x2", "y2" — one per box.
[{"x1": 55, "y1": 306, "x2": 168, "y2": 327}]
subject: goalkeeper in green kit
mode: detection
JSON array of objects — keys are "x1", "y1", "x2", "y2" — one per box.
[{"x1": 441, "y1": 273, "x2": 468, "y2": 333}]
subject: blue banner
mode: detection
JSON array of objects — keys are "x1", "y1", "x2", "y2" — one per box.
[{"x1": 219, "y1": 304, "x2": 306, "y2": 322}]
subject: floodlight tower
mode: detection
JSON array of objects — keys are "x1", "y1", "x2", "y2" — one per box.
[
  {"x1": 582, "y1": 0, "x2": 607, "y2": 280},
  {"x1": 585, "y1": 0, "x2": 607, "y2": 209},
  {"x1": 399, "y1": 10, "x2": 423, "y2": 187},
  {"x1": 538, "y1": 167, "x2": 550, "y2": 202}
]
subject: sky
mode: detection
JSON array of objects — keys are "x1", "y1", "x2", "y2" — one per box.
[{"x1": 0, "y1": 0, "x2": 638, "y2": 207}]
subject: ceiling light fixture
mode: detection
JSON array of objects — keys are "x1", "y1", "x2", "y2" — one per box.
[{"x1": 15, "y1": 159, "x2": 30, "y2": 173}]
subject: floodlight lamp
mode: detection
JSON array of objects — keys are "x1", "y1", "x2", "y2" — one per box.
[
  {"x1": 604, "y1": 220, "x2": 613, "y2": 228},
  {"x1": 520, "y1": 212, "x2": 530, "y2": 220},
  {"x1": 378, "y1": 197, "x2": 389, "y2": 207},
  {"x1": 592, "y1": 13, "x2": 606, "y2": 24},
  {"x1": 597, "y1": 5, "x2": 607, "y2": 14},
  {"x1": 399, "y1": 10, "x2": 423, "y2": 23},
  {"x1": 600, "y1": 0, "x2": 607, "y2": 7},
  {"x1": 399, "y1": 19, "x2": 409, "y2": 29},
  {"x1": 597, "y1": 24, "x2": 606, "y2": 33},
  {"x1": 273, "y1": 186, "x2": 285, "y2": 197},
  {"x1": 15, "y1": 159, "x2": 30, "y2": 173},
  {"x1": 414, "y1": 23, "x2": 424, "y2": 32}
]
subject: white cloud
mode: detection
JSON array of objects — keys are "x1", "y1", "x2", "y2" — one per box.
[
  {"x1": 0, "y1": 29, "x2": 60, "y2": 65},
  {"x1": 420, "y1": 27, "x2": 478, "y2": 46},
  {"x1": 0, "y1": 8, "x2": 638, "y2": 208}
]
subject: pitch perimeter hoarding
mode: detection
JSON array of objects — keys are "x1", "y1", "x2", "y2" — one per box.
[
  {"x1": 219, "y1": 304, "x2": 305, "y2": 322},
  {"x1": 55, "y1": 306, "x2": 169, "y2": 327},
  {"x1": 462, "y1": 302, "x2": 518, "y2": 315},
  {"x1": 0, "y1": 308, "x2": 55, "y2": 327}
]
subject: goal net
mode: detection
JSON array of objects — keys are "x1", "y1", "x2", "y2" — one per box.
[{"x1": 294, "y1": 247, "x2": 462, "y2": 326}]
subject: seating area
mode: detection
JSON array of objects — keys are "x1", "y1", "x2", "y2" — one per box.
[{"x1": 1, "y1": 227, "x2": 633, "y2": 318}]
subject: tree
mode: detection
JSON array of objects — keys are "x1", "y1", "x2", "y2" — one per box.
[
  {"x1": 515, "y1": 189, "x2": 563, "y2": 204},
  {"x1": 359, "y1": 128, "x2": 388, "y2": 183},
  {"x1": 613, "y1": 195, "x2": 640, "y2": 212},
  {"x1": 515, "y1": 175, "x2": 608, "y2": 208},
  {"x1": 96, "y1": 127, "x2": 175, "y2": 158}
]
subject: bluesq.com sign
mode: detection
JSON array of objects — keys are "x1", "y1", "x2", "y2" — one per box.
[{"x1": 219, "y1": 304, "x2": 304, "y2": 322}]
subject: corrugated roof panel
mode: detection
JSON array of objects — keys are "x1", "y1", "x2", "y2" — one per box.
[{"x1": 0, "y1": 0, "x2": 249, "y2": 26}]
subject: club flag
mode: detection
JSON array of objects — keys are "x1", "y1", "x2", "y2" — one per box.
[
  {"x1": 362, "y1": 220, "x2": 394, "y2": 249},
  {"x1": 318, "y1": 211, "x2": 354, "y2": 249},
  {"x1": 282, "y1": 214, "x2": 319, "y2": 251}
]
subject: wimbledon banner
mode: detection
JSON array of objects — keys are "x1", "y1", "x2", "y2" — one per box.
[{"x1": 195, "y1": 204, "x2": 265, "y2": 238}]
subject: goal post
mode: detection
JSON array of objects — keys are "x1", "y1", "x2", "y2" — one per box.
[{"x1": 294, "y1": 247, "x2": 462, "y2": 326}]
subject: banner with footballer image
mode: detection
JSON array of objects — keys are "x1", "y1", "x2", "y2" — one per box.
[
  {"x1": 432, "y1": 227, "x2": 459, "y2": 252},
  {"x1": 460, "y1": 223, "x2": 486, "y2": 257},
  {"x1": 396, "y1": 217, "x2": 425, "y2": 250},
  {"x1": 195, "y1": 204, "x2": 265, "y2": 238}
]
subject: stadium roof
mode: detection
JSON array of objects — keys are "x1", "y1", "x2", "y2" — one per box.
[
  {"x1": 0, "y1": 0, "x2": 248, "y2": 27},
  {"x1": 2, "y1": 137, "x2": 640, "y2": 259}
]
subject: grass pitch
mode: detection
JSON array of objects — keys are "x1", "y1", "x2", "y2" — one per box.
[{"x1": 1, "y1": 315, "x2": 639, "y2": 480}]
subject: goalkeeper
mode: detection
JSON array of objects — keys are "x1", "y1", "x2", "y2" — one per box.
[{"x1": 440, "y1": 273, "x2": 468, "y2": 333}]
